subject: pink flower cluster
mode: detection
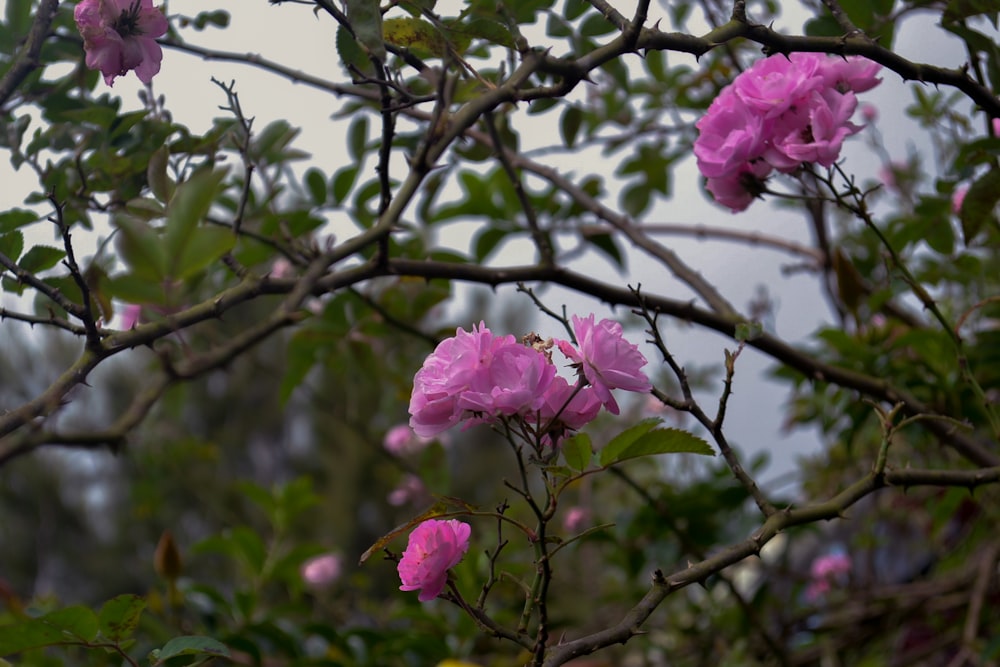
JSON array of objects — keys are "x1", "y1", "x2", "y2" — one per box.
[
  {"x1": 408, "y1": 315, "x2": 651, "y2": 440},
  {"x1": 695, "y1": 53, "x2": 881, "y2": 211},
  {"x1": 74, "y1": 0, "x2": 168, "y2": 86},
  {"x1": 805, "y1": 550, "x2": 852, "y2": 601},
  {"x1": 398, "y1": 519, "x2": 471, "y2": 602}
]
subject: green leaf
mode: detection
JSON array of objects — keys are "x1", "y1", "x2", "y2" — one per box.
[
  {"x1": 599, "y1": 418, "x2": 661, "y2": 466},
  {"x1": 153, "y1": 636, "x2": 230, "y2": 663},
  {"x1": 98, "y1": 594, "x2": 146, "y2": 642},
  {"x1": 172, "y1": 227, "x2": 237, "y2": 280},
  {"x1": 147, "y1": 145, "x2": 174, "y2": 203},
  {"x1": 18, "y1": 245, "x2": 65, "y2": 273},
  {"x1": 0, "y1": 231, "x2": 24, "y2": 264},
  {"x1": 560, "y1": 105, "x2": 584, "y2": 148},
  {"x1": 346, "y1": 0, "x2": 386, "y2": 61},
  {"x1": 562, "y1": 433, "x2": 593, "y2": 471},
  {"x1": 305, "y1": 168, "x2": 327, "y2": 207},
  {"x1": 114, "y1": 216, "x2": 167, "y2": 282},
  {"x1": 42, "y1": 606, "x2": 99, "y2": 642},
  {"x1": 332, "y1": 165, "x2": 359, "y2": 205},
  {"x1": 348, "y1": 116, "x2": 369, "y2": 163},
  {"x1": 602, "y1": 427, "x2": 714, "y2": 466},
  {"x1": 584, "y1": 232, "x2": 625, "y2": 270},
  {"x1": 0, "y1": 619, "x2": 65, "y2": 655},
  {"x1": 383, "y1": 17, "x2": 451, "y2": 57},
  {"x1": 959, "y1": 168, "x2": 1000, "y2": 244},
  {"x1": 0, "y1": 209, "x2": 38, "y2": 233},
  {"x1": 164, "y1": 168, "x2": 228, "y2": 276}
]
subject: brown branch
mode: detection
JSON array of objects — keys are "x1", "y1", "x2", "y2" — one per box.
[{"x1": 0, "y1": 0, "x2": 59, "y2": 110}]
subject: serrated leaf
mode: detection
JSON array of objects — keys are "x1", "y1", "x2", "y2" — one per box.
[
  {"x1": 562, "y1": 433, "x2": 593, "y2": 471},
  {"x1": 598, "y1": 418, "x2": 662, "y2": 466},
  {"x1": 18, "y1": 245, "x2": 65, "y2": 273},
  {"x1": 154, "y1": 636, "x2": 230, "y2": 663},
  {"x1": 605, "y1": 427, "x2": 714, "y2": 465},
  {"x1": 98, "y1": 594, "x2": 146, "y2": 642},
  {"x1": 359, "y1": 496, "x2": 477, "y2": 564},
  {"x1": 959, "y1": 169, "x2": 1000, "y2": 244}
]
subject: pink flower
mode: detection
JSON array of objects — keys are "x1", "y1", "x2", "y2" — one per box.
[
  {"x1": 694, "y1": 53, "x2": 880, "y2": 211},
  {"x1": 805, "y1": 551, "x2": 851, "y2": 602},
  {"x1": 457, "y1": 343, "x2": 556, "y2": 419},
  {"x1": 537, "y1": 376, "x2": 602, "y2": 433},
  {"x1": 860, "y1": 103, "x2": 878, "y2": 123},
  {"x1": 398, "y1": 519, "x2": 471, "y2": 602},
  {"x1": 562, "y1": 506, "x2": 590, "y2": 533},
  {"x1": 383, "y1": 424, "x2": 431, "y2": 456},
  {"x1": 952, "y1": 186, "x2": 969, "y2": 215},
  {"x1": 409, "y1": 323, "x2": 515, "y2": 437},
  {"x1": 556, "y1": 315, "x2": 651, "y2": 415},
  {"x1": 301, "y1": 553, "x2": 342, "y2": 588},
  {"x1": 119, "y1": 303, "x2": 142, "y2": 329},
  {"x1": 388, "y1": 474, "x2": 427, "y2": 506},
  {"x1": 993, "y1": 118, "x2": 1000, "y2": 136},
  {"x1": 74, "y1": 0, "x2": 168, "y2": 86}
]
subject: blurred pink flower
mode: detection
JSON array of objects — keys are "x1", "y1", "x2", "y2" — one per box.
[
  {"x1": 860, "y1": 103, "x2": 878, "y2": 123},
  {"x1": 398, "y1": 519, "x2": 471, "y2": 602},
  {"x1": 562, "y1": 506, "x2": 590, "y2": 533},
  {"x1": 301, "y1": 553, "x2": 342, "y2": 588},
  {"x1": 383, "y1": 424, "x2": 431, "y2": 456},
  {"x1": 270, "y1": 257, "x2": 294, "y2": 280},
  {"x1": 952, "y1": 186, "x2": 969, "y2": 216},
  {"x1": 805, "y1": 551, "x2": 851, "y2": 601},
  {"x1": 119, "y1": 303, "x2": 142, "y2": 329},
  {"x1": 993, "y1": 117, "x2": 1000, "y2": 136},
  {"x1": 556, "y1": 315, "x2": 651, "y2": 415},
  {"x1": 388, "y1": 474, "x2": 426, "y2": 506},
  {"x1": 74, "y1": 0, "x2": 168, "y2": 86}
]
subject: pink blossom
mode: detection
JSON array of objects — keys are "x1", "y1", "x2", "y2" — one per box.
[
  {"x1": 537, "y1": 376, "x2": 603, "y2": 433},
  {"x1": 952, "y1": 186, "x2": 969, "y2": 216},
  {"x1": 457, "y1": 343, "x2": 556, "y2": 419},
  {"x1": 74, "y1": 0, "x2": 169, "y2": 86},
  {"x1": 860, "y1": 103, "x2": 878, "y2": 123},
  {"x1": 562, "y1": 506, "x2": 591, "y2": 533},
  {"x1": 409, "y1": 323, "x2": 515, "y2": 437},
  {"x1": 993, "y1": 118, "x2": 1000, "y2": 136},
  {"x1": 388, "y1": 474, "x2": 427, "y2": 506},
  {"x1": 556, "y1": 315, "x2": 651, "y2": 415},
  {"x1": 119, "y1": 303, "x2": 142, "y2": 329},
  {"x1": 301, "y1": 553, "x2": 342, "y2": 588},
  {"x1": 398, "y1": 519, "x2": 471, "y2": 602},
  {"x1": 805, "y1": 551, "x2": 851, "y2": 602},
  {"x1": 383, "y1": 424, "x2": 431, "y2": 456},
  {"x1": 694, "y1": 53, "x2": 881, "y2": 211}
]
